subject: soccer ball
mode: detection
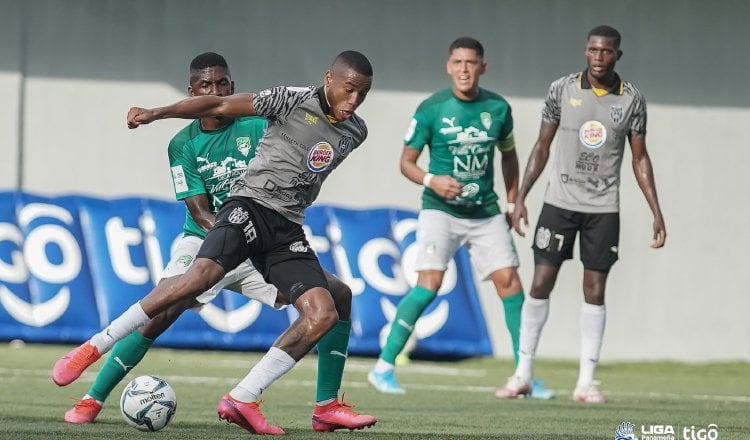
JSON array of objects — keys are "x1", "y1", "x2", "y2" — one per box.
[{"x1": 120, "y1": 375, "x2": 177, "y2": 432}]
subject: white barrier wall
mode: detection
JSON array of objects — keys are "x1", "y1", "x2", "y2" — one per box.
[{"x1": 1, "y1": 0, "x2": 748, "y2": 361}]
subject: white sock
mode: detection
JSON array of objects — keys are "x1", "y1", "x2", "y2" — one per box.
[
  {"x1": 515, "y1": 297, "x2": 550, "y2": 380},
  {"x1": 577, "y1": 302, "x2": 606, "y2": 388},
  {"x1": 82, "y1": 394, "x2": 104, "y2": 406},
  {"x1": 90, "y1": 303, "x2": 150, "y2": 355},
  {"x1": 373, "y1": 358, "x2": 395, "y2": 374},
  {"x1": 230, "y1": 347, "x2": 296, "y2": 402}
]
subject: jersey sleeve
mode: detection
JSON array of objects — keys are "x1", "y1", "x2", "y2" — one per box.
[
  {"x1": 403, "y1": 102, "x2": 432, "y2": 151},
  {"x1": 167, "y1": 137, "x2": 205, "y2": 201},
  {"x1": 498, "y1": 104, "x2": 514, "y2": 146},
  {"x1": 541, "y1": 77, "x2": 565, "y2": 124},
  {"x1": 629, "y1": 87, "x2": 647, "y2": 137},
  {"x1": 251, "y1": 86, "x2": 317, "y2": 122}
]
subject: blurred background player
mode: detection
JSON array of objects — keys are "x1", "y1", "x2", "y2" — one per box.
[
  {"x1": 58, "y1": 52, "x2": 375, "y2": 432},
  {"x1": 368, "y1": 37, "x2": 552, "y2": 399},
  {"x1": 498, "y1": 25, "x2": 666, "y2": 403},
  {"x1": 54, "y1": 50, "x2": 375, "y2": 435}
]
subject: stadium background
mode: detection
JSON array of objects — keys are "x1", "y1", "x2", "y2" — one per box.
[{"x1": 0, "y1": 0, "x2": 747, "y2": 362}]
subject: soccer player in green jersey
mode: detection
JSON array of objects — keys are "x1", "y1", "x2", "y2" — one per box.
[
  {"x1": 54, "y1": 50, "x2": 375, "y2": 434},
  {"x1": 498, "y1": 26, "x2": 666, "y2": 403},
  {"x1": 60, "y1": 52, "x2": 375, "y2": 432},
  {"x1": 367, "y1": 37, "x2": 551, "y2": 399}
]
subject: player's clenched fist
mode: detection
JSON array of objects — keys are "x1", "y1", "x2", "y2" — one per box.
[{"x1": 127, "y1": 107, "x2": 156, "y2": 129}]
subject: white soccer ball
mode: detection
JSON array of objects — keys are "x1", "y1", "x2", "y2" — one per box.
[{"x1": 120, "y1": 375, "x2": 177, "y2": 432}]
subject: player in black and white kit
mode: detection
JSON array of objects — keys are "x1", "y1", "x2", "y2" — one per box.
[
  {"x1": 53, "y1": 51, "x2": 375, "y2": 434},
  {"x1": 496, "y1": 26, "x2": 666, "y2": 403}
]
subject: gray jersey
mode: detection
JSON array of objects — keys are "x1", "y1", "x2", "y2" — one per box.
[
  {"x1": 230, "y1": 86, "x2": 368, "y2": 224},
  {"x1": 542, "y1": 71, "x2": 647, "y2": 213}
]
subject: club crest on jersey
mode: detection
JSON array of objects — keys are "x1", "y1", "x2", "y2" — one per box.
[
  {"x1": 579, "y1": 120, "x2": 607, "y2": 149},
  {"x1": 610, "y1": 104, "x2": 624, "y2": 123},
  {"x1": 338, "y1": 135, "x2": 354, "y2": 155},
  {"x1": 236, "y1": 137, "x2": 251, "y2": 156},
  {"x1": 480, "y1": 112, "x2": 492, "y2": 130},
  {"x1": 307, "y1": 142, "x2": 334, "y2": 172}
]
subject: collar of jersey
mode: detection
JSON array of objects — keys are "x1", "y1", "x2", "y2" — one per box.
[
  {"x1": 580, "y1": 69, "x2": 623, "y2": 95},
  {"x1": 316, "y1": 87, "x2": 339, "y2": 124}
]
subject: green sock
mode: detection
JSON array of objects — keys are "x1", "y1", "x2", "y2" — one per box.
[
  {"x1": 380, "y1": 286, "x2": 437, "y2": 365},
  {"x1": 88, "y1": 331, "x2": 154, "y2": 402},
  {"x1": 501, "y1": 291, "x2": 525, "y2": 366},
  {"x1": 315, "y1": 320, "x2": 351, "y2": 402}
]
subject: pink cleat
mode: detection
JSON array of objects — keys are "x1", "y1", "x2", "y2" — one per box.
[
  {"x1": 312, "y1": 395, "x2": 377, "y2": 432},
  {"x1": 64, "y1": 398, "x2": 103, "y2": 424},
  {"x1": 573, "y1": 381, "x2": 607, "y2": 404},
  {"x1": 217, "y1": 394, "x2": 285, "y2": 435},
  {"x1": 495, "y1": 375, "x2": 532, "y2": 399},
  {"x1": 52, "y1": 341, "x2": 101, "y2": 386}
]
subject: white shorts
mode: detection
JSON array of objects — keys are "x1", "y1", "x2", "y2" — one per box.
[
  {"x1": 414, "y1": 209, "x2": 519, "y2": 280},
  {"x1": 162, "y1": 234, "x2": 280, "y2": 309}
]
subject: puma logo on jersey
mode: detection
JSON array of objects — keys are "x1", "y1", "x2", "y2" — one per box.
[{"x1": 440, "y1": 116, "x2": 462, "y2": 135}]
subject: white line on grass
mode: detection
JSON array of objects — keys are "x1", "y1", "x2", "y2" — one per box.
[{"x1": 5, "y1": 367, "x2": 749, "y2": 403}]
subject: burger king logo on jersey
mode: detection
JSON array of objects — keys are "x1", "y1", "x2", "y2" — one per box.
[
  {"x1": 578, "y1": 120, "x2": 607, "y2": 149},
  {"x1": 308, "y1": 142, "x2": 335, "y2": 172}
]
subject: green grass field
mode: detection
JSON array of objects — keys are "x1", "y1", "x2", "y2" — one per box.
[{"x1": 1, "y1": 343, "x2": 748, "y2": 439}]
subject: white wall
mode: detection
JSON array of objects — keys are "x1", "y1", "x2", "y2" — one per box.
[{"x1": 5, "y1": 76, "x2": 747, "y2": 361}]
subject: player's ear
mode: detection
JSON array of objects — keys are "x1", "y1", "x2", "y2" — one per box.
[
  {"x1": 616, "y1": 49, "x2": 623, "y2": 61},
  {"x1": 230, "y1": 80, "x2": 235, "y2": 94},
  {"x1": 480, "y1": 61, "x2": 487, "y2": 75},
  {"x1": 324, "y1": 69, "x2": 333, "y2": 87},
  {"x1": 188, "y1": 86, "x2": 195, "y2": 97}
]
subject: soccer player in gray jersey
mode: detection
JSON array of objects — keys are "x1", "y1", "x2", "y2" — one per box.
[
  {"x1": 56, "y1": 52, "x2": 373, "y2": 432},
  {"x1": 53, "y1": 51, "x2": 375, "y2": 434},
  {"x1": 497, "y1": 25, "x2": 666, "y2": 403}
]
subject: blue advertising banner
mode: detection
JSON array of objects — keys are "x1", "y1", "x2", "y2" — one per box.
[{"x1": 0, "y1": 191, "x2": 493, "y2": 358}]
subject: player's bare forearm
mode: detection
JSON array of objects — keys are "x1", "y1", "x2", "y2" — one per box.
[
  {"x1": 400, "y1": 145, "x2": 461, "y2": 199},
  {"x1": 500, "y1": 149, "x2": 520, "y2": 203},
  {"x1": 517, "y1": 121, "x2": 557, "y2": 201},
  {"x1": 630, "y1": 135, "x2": 666, "y2": 247},
  {"x1": 185, "y1": 195, "x2": 216, "y2": 233},
  {"x1": 127, "y1": 94, "x2": 255, "y2": 128},
  {"x1": 399, "y1": 145, "x2": 426, "y2": 185}
]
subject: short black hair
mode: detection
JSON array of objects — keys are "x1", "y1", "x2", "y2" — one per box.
[
  {"x1": 588, "y1": 25, "x2": 622, "y2": 49},
  {"x1": 189, "y1": 52, "x2": 229, "y2": 72},
  {"x1": 333, "y1": 50, "x2": 373, "y2": 76},
  {"x1": 449, "y1": 37, "x2": 484, "y2": 58}
]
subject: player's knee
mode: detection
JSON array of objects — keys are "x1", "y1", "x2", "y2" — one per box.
[
  {"x1": 492, "y1": 268, "x2": 522, "y2": 295},
  {"x1": 182, "y1": 259, "x2": 224, "y2": 294},
  {"x1": 327, "y1": 276, "x2": 352, "y2": 320},
  {"x1": 416, "y1": 270, "x2": 444, "y2": 292}
]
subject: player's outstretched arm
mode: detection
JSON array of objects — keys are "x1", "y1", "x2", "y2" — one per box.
[
  {"x1": 629, "y1": 134, "x2": 666, "y2": 248},
  {"x1": 512, "y1": 121, "x2": 558, "y2": 236},
  {"x1": 127, "y1": 93, "x2": 256, "y2": 129}
]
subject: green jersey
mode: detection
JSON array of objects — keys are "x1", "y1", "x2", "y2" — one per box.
[
  {"x1": 404, "y1": 87, "x2": 514, "y2": 219},
  {"x1": 168, "y1": 116, "x2": 267, "y2": 238}
]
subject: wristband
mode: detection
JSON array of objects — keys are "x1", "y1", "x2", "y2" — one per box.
[
  {"x1": 422, "y1": 173, "x2": 435, "y2": 187},
  {"x1": 507, "y1": 202, "x2": 515, "y2": 214}
]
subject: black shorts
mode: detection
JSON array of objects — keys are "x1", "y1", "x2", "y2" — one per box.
[
  {"x1": 197, "y1": 196, "x2": 328, "y2": 303},
  {"x1": 531, "y1": 203, "x2": 619, "y2": 271}
]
